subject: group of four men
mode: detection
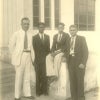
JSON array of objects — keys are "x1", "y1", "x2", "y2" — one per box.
[{"x1": 9, "y1": 17, "x2": 88, "y2": 100}]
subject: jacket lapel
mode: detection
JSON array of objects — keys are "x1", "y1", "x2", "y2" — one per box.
[
  {"x1": 74, "y1": 35, "x2": 79, "y2": 52},
  {"x1": 37, "y1": 33, "x2": 45, "y2": 45},
  {"x1": 20, "y1": 29, "x2": 25, "y2": 50},
  {"x1": 42, "y1": 34, "x2": 47, "y2": 45},
  {"x1": 60, "y1": 32, "x2": 64, "y2": 41},
  {"x1": 57, "y1": 32, "x2": 63, "y2": 42}
]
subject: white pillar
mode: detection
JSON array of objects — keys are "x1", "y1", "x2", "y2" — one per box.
[
  {"x1": 24, "y1": 0, "x2": 33, "y2": 29},
  {"x1": 16, "y1": 0, "x2": 24, "y2": 30},
  {"x1": 95, "y1": 0, "x2": 100, "y2": 33},
  {"x1": 51, "y1": 0, "x2": 55, "y2": 29},
  {"x1": 0, "y1": 0, "x2": 3, "y2": 47},
  {"x1": 1, "y1": 0, "x2": 24, "y2": 47},
  {"x1": 60, "y1": 0, "x2": 74, "y2": 31},
  {"x1": 95, "y1": 0, "x2": 100, "y2": 97},
  {"x1": 40, "y1": 0, "x2": 44, "y2": 22}
]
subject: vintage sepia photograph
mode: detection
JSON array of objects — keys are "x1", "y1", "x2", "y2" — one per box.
[{"x1": 0, "y1": 0, "x2": 100, "y2": 100}]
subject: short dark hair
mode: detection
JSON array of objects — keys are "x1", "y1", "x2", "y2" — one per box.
[
  {"x1": 38, "y1": 22, "x2": 45, "y2": 27},
  {"x1": 21, "y1": 17, "x2": 30, "y2": 23},
  {"x1": 58, "y1": 22, "x2": 65, "y2": 27},
  {"x1": 69, "y1": 25, "x2": 78, "y2": 29}
]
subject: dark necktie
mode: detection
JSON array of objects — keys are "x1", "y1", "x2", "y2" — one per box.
[
  {"x1": 41, "y1": 34, "x2": 44, "y2": 43},
  {"x1": 24, "y1": 32, "x2": 28, "y2": 49},
  {"x1": 58, "y1": 33, "x2": 62, "y2": 42}
]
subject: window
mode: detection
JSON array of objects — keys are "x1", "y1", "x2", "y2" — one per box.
[
  {"x1": 74, "y1": 0, "x2": 95, "y2": 31},
  {"x1": 33, "y1": 0, "x2": 39, "y2": 27},
  {"x1": 33, "y1": 0, "x2": 60, "y2": 28}
]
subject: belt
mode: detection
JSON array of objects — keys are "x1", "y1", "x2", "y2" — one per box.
[{"x1": 69, "y1": 54, "x2": 75, "y2": 57}]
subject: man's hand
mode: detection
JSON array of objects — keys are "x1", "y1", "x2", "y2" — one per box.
[
  {"x1": 79, "y1": 63, "x2": 85, "y2": 69},
  {"x1": 61, "y1": 57, "x2": 66, "y2": 62},
  {"x1": 51, "y1": 52, "x2": 56, "y2": 57},
  {"x1": 51, "y1": 49, "x2": 62, "y2": 57}
]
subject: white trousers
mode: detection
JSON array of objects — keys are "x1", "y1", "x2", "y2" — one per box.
[
  {"x1": 46, "y1": 53, "x2": 64, "y2": 77},
  {"x1": 15, "y1": 52, "x2": 36, "y2": 98}
]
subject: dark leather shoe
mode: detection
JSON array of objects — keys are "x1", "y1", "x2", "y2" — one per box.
[
  {"x1": 15, "y1": 98, "x2": 21, "y2": 100},
  {"x1": 24, "y1": 96, "x2": 35, "y2": 99}
]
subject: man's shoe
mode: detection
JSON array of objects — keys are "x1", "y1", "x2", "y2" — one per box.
[
  {"x1": 24, "y1": 96, "x2": 35, "y2": 99},
  {"x1": 65, "y1": 98, "x2": 72, "y2": 100},
  {"x1": 15, "y1": 98, "x2": 21, "y2": 100}
]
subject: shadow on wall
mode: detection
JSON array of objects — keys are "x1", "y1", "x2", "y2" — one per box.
[{"x1": 84, "y1": 52, "x2": 98, "y2": 91}]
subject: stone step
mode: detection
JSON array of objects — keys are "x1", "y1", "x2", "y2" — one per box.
[
  {"x1": 0, "y1": 84, "x2": 14, "y2": 93},
  {"x1": 0, "y1": 76, "x2": 15, "y2": 84},
  {"x1": 0, "y1": 68, "x2": 15, "y2": 84},
  {"x1": 0, "y1": 62, "x2": 15, "y2": 94}
]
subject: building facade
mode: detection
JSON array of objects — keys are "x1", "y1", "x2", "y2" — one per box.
[{"x1": 0, "y1": 0, "x2": 100, "y2": 92}]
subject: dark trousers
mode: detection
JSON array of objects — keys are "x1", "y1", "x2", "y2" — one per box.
[
  {"x1": 36, "y1": 62, "x2": 48, "y2": 96},
  {"x1": 68, "y1": 56, "x2": 85, "y2": 100}
]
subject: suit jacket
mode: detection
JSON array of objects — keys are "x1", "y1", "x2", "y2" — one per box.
[
  {"x1": 9, "y1": 29, "x2": 35, "y2": 66},
  {"x1": 32, "y1": 33, "x2": 50, "y2": 64},
  {"x1": 51, "y1": 32, "x2": 70, "y2": 58},
  {"x1": 70, "y1": 35, "x2": 88, "y2": 66}
]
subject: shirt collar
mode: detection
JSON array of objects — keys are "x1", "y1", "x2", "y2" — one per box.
[
  {"x1": 20, "y1": 29, "x2": 30, "y2": 34},
  {"x1": 39, "y1": 33, "x2": 44, "y2": 38},
  {"x1": 58, "y1": 31, "x2": 63, "y2": 34},
  {"x1": 39, "y1": 32, "x2": 44, "y2": 35},
  {"x1": 71, "y1": 35, "x2": 77, "y2": 39}
]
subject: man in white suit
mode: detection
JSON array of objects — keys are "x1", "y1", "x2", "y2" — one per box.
[{"x1": 9, "y1": 17, "x2": 35, "y2": 100}]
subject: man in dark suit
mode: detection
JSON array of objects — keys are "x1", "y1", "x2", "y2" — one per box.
[
  {"x1": 32, "y1": 22, "x2": 50, "y2": 96},
  {"x1": 51, "y1": 23, "x2": 70, "y2": 58},
  {"x1": 46, "y1": 23, "x2": 70, "y2": 81},
  {"x1": 68, "y1": 25, "x2": 88, "y2": 100}
]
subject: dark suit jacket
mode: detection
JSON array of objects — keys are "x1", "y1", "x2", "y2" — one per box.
[
  {"x1": 71, "y1": 35, "x2": 88, "y2": 66},
  {"x1": 32, "y1": 33, "x2": 50, "y2": 64},
  {"x1": 51, "y1": 32, "x2": 70, "y2": 58}
]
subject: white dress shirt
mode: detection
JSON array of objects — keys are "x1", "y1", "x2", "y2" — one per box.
[
  {"x1": 39, "y1": 33, "x2": 44, "y2": 40},
  {"x1": 57, "y1": 33, "x2": 62, "y2": 42}
]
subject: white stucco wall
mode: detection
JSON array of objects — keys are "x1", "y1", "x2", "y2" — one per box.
[
  {"x1": 0, "y1": 0, "x2": 3, "y2": 47},
  {"x1": 0, "y1": 0, "x2": 24, "y2": 47},
  {"x1": 23, "y1": 0, "x2": 100, "y2": 91},
  {"x1": 0, "y1": 0, "x2": 100, "y2": 92}
]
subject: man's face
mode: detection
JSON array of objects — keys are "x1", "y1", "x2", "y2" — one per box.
[
  {"x1": 21, "y1": 19, "x2": 30, "y2": 32},
  {"x1": 58, "y1": 25, "x2": 64, "y2": 32},
  {"x1": 69, "y1": 26, "x2": 77, "y2": 37},
  {"x1": 39, "y1": 24, "x2": 45, "y2": 33}
]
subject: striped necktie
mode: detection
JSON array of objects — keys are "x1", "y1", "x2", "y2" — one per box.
[
  {"x1": 70, "y1": 37, "x2": 74, "y2": 50},
  {"x1": 24, "y1": 32, "x2": 28, "y2": 49},
  {"x1": 58, "y1": 33, "x2": 62, "y2": 42},
  {"x1": 41, "y1": 34, "x2": 44, "y2": 43}
]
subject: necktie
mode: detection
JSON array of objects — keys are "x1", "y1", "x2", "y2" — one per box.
[
  {"x1": 24, "y1": 32, "x2": 28, "y2": 49},
  {"x1": 58, "y1": 33, "x2": 62, "y2": 42},
  {"x1": 70, "y1": 37, "x2": 74, "y2": 50},
  {"x1": 41, "y1": 34, "x2": 44, "y2": 43}
]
